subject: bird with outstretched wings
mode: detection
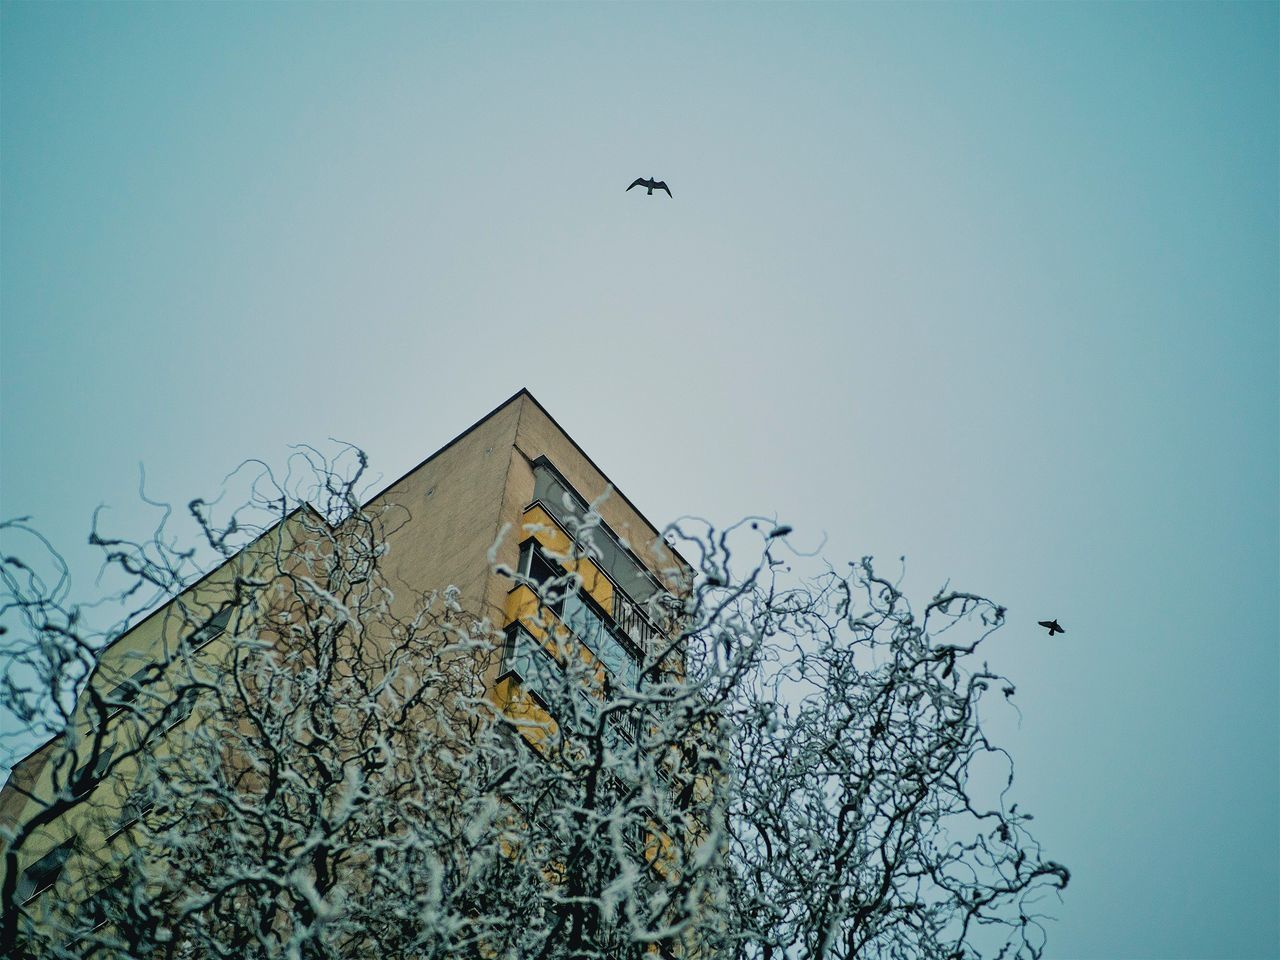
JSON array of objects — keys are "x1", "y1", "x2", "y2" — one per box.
[
  {"x1": 1038, "y1": 619, "x2": 1065, "y2": 636},
  {"x1": 627, "y1": 176, "x2": 672, "y2": 197}
]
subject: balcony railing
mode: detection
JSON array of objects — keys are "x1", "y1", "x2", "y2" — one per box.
[
  {"x1": 611, "y1": 590, "x2": 662, "y2": 656},
  {"x1": 521, "y1": 499, "x2": 671, "y2": 661}
]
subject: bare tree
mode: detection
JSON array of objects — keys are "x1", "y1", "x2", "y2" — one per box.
[{"x1": 0, "y1": 450, "x2": 1066, "y2": 960}]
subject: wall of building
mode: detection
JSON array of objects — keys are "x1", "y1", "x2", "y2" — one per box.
[
  {"x1": 370, "y1": 396, "x2": 523, "y2": 625},
  {"x1": 0, "y1": 388, "x2": 690, "y2": 933}
]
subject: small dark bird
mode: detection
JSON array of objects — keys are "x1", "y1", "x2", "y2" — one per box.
[
  {"x1": 627, "y1": 176, "x2": 672, "y2": 197},
  {"x1": 1038, "y1": 619, "x2": 1065, "y2": 636}
]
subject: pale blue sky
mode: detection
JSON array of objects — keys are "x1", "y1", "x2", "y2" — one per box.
[{"x1": 2, "y1": 3, "x2": 1276, "y2": 957}]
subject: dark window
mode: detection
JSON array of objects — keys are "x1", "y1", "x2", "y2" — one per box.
[
  {"x1": 67, "y1": 881, "x2": 119, "y2": 946},
  {"x1": 518, "y1": 540, "x2": 568, "y2": 615},
  {"x1": 187, "y1": 606, "x2": 232, "y2": 649},
  {"x1": 79, "y1": 886, "x2": 111, "y2": 933},
  {"x1": 70, "y1": 745, "x2": 115, "y2": 798},
  {"x1": 144, "y1": 689, "x2": 199, "y2": 744},
  {"x1": 166, "y1": 689, "x2": 198, "y2": 729},
  {"x1": 502, "y1": 626, "x2": 561, "y2": 707},
  {"x1": 17, "y1": 837, "x2": 75, "y2": 903},
  {"x1": 104, "y1": 666, "x2": 152, "y2": 713},
  {"x1": 597, "y1": 775, "x2": 649, "y2": 853}
]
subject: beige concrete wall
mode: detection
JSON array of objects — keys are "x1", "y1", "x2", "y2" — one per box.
[
  {"x1": 369, "y1": 396, "x2": 521, "y2": 626},
  {"x1": 0, "y1": 514, "x2": 308, "y2": 900}
]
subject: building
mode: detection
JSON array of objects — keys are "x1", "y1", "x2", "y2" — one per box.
[{"x1": 0, "y1": 389, "x2": 711, "y2": 958}]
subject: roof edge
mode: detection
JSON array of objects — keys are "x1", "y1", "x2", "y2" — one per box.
[{"x1": 360, "y1": 388, "x2": 692, "y2": 572}]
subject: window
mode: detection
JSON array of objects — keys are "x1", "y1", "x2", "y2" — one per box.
[
  {"x1": 70, "y1": 745, "x2": 115, "y2": 798},
  {"x1": 17, "y1": 837, "x2": 75, "y2": 903},
  {"x1": 144, "y1": 688, "x2": 200, "y2": 744},
  {"x1": 67, "y1": 880, "x2": 119, "y2": 946},
  {"x1": 78, "y1": 885, "x2": 112, "y2": 935},
  {"x1": 502, "y1": 626, "x2": 562, "y2": 707},
  {"x1": 562, "y1": 592, "x2": 640, "y2": 690},
  {"x1": 597, "y1": 773, "x2": 650, "y2": 853},
  {"x1": 103, "y1": 666, "x2": 152, "y2": 714},
  {"x1": 604, "y1": 710, "x2": 639, "y2": 750},
  {"x1": 517, "y1": 540, "x2": 568, "y2": 615},
  {"x1": 187, "y1": 606, "x2": 232, "y2": 649},
  {"x1": 165, "y1": 688, "x2": 198, "y2": 729},
  {"x1": 518, "y1": 540, "x2": 642, "y2": 690},
  {"x1": 502, "y1": 626, "x2": 640, "y2": 757},
  {"x1": 611, "y1": 591, "x2": 663, "y2": 656}
]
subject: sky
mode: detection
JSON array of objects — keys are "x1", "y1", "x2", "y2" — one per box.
[{"x1": 1, "y1": 3, "x2": 1276, "y2": 957}]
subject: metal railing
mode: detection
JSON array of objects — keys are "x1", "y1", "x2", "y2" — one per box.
[{"x1": 611, "y1": 590, "x2": 662, "y2": 656}]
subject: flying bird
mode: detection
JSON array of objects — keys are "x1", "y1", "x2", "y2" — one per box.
[
  {"x1": 1038, "y1": 619, "x2": 1065, "y2": 636},
  {"x1": 627, "y1": 176, "x2": 672, "y2": 197}
]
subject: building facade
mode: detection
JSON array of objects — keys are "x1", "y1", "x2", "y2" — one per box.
[{"x1": 0, "y1": 389, "x2": 709, "y2": 958}]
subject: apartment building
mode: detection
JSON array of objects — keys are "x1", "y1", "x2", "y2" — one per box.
[{"x1": 0, "y1": 389, "x2": 704, "y2": 957}]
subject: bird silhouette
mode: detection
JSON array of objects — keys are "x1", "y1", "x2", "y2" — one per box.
[
  {"x1": 627, "y1": 176, "x2": 672, "y2": 197},
  {"x1": 1038, "y1": 619, "x2": 1065, "y2": 636}
]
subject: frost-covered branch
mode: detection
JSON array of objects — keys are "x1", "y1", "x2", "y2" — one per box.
[{"x1": 0, "y1": 450, "x2": 1065, "y2": 960}]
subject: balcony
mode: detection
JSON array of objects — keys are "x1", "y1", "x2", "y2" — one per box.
[
  {"x1": 530, "y1": 460, "x2": 679, "y2": 641},
  {"x1": 499, "y1": 625, "x2": 639, "y2": 751},
  {"x1": 610, "y1": 589, "x2": 664, "y2": 657},
  {"x1": 515, "y1": 540, "x2": 643, "y2": 689}
]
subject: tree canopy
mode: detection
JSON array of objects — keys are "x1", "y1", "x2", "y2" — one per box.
[{"x1": 0, "y1": 449, "x2": 1067, "y2": 959}]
